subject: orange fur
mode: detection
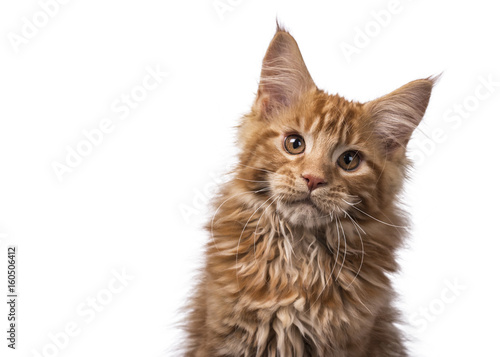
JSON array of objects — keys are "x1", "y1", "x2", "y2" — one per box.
[{"x1": 182, "y1": 26, "x2": 435, "y2": 356}]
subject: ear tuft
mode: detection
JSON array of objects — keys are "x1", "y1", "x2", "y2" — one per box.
[
  {"x1": 365, "y1": 76, "x2": 437, "y2": 154},
  {"x1": 275, "y1": 18, "x2": 287, "y2": 33},
  {"x1": 255, "y1": 26, "x2": 316, "y2": 118}
]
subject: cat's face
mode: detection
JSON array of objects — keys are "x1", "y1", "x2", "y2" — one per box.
[
  {"x1": 238, "y1": 92, "x2": 397, "y2": 228},
  {"x1": 266, "y1": 95, "x2": 389, "y2": 227},
  {"x1": 236, "y1": 28, "x2": 434, "y2": 228}
]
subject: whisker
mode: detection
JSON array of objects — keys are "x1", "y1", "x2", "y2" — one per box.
[
  {"x1": 235, "y1": 163, "x2": 276, "y2": 175},
  {"x1": 341, "y1": 199, "x2": 407, "y2": 228},
  {"x1": 344, "y1": 194, "x2": 360, "y2": 198},
  {"x1": 306, "y1": 217, "x2": 339, "y2": 312},
  {"x1": 341, "y1": 208, "x2": 366, "y2": 235},
  {"x1": 210, "y1": 187, "x2": 270, "y2": 252},
  {"x1": 342, "y1": 209, "x2": 365, "y2": 289},
  {"x1": 335, "y1": 214, "x2": 347, "y2": 282},
  {"x1": 334, "y1": 215, "x2": 341, "y2": 274},
  {"x1": 234, "y1": 177, "x2": 270, "y2": 183},
  {"x1": 235, "y1": 193, "x2": 279, "y2": 288}
]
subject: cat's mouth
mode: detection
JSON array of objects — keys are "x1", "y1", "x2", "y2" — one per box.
[
  {"x1": 276, "y1": 195, "x2": 331, "y2": 227},
  {"x1": 293, "y1": 197, "x2": 314, "y2": 205},
  {"x1": 290, "y1": 196, "x2": 319, "y2": 209}
]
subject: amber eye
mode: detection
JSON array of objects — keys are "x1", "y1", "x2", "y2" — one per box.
[
  {"x1": 337, "y1": 151, "x2": 361, "y2": 171},
  {"x1": 284, "y1": 135, "x2": 305, "y2": 155}
]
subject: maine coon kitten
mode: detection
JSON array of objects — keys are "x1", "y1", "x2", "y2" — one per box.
[{"x1": 183, "y1": 25, "x2": 435, "y2": 356}]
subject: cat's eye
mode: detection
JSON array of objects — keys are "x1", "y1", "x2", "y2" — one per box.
[
  {"x1": 337, "y1": 151, "x2": 361, "y2": 171},
  {"x1": 284, "y1": 135, "x2": 305, "y2": 155}
]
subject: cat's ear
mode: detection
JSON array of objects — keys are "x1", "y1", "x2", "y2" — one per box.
[
  {"x1": 254, "y1": 26, "x2": 316, "y2": 119},
  {"x1": 365, "y1": 76, "x2": 437, "y2": 157}
]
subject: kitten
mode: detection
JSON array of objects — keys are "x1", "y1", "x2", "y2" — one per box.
[{"x1": 183, "y1": 25, "x2": 435, "y2": 356}]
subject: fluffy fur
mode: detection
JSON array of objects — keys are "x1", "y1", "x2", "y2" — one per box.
[{"x1": 182, "y1": 25, "x2": 435, "y2": 356}]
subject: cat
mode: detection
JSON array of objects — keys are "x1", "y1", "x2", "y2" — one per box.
[{"x1": 182, "y1": 24, "x2": 435, "y2": 357}]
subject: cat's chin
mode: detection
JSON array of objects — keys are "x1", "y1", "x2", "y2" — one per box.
[{"x1": 276, "y1": 200, "x2": 331, "y2": 228}]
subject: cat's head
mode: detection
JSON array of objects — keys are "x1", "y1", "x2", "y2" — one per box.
[{"x1": 236, "y1": 26, "x2": 435, "y2": 228}]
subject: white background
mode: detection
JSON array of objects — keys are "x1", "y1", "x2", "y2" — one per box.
[{"x1": 1, "y1": 0, "x2": 499, "y2": 356}]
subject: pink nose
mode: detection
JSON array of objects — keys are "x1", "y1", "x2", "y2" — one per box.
[{"x1": 302, "y1": 174, "x2": 326, "y2": 191}]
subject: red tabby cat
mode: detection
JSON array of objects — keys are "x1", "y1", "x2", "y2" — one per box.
[{"x1": 183, "y1": 25, "x2": 435, "y2": 356}]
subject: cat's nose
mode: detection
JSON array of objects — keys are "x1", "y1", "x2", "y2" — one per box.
[{"x1": 302, "y1": 174, "x2": 326, "y2": 191}]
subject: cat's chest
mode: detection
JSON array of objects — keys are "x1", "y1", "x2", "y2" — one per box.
[
  {"x1": 264, "y1": 233, "x2": 351, "y2": 296},
  {"x1": 250, "y1": 259, "x2": 359, "y2": 356},
  {"x1": 255, "y1": 237, "x2": 357, "y2": 325},
  {"x1": 215, "y1": 228, "x2": 377, "y2": 355}
]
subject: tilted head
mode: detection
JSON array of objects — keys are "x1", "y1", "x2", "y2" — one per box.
[{"x1": 236, "y1": 26, "x2": 435, "y2": 228}]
